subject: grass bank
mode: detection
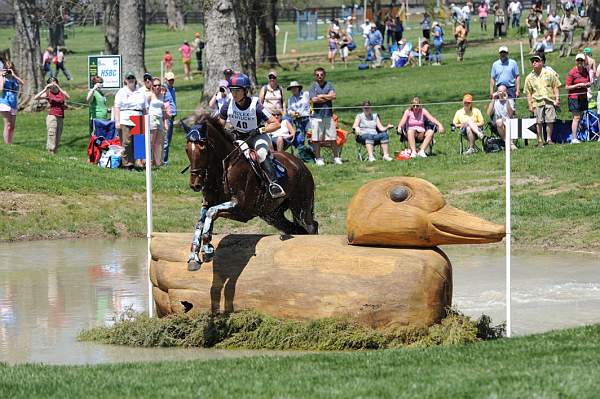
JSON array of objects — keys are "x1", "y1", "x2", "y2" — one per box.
[
  {"x1": 0, "y1": 23, "x2": 599, "y2": 251},
  {"x1": 2, "y1": 324, "x2": 600, "y2": 398}
]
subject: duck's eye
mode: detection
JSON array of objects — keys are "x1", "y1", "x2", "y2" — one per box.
[{"x1": 389, "y1": 186, "x2": 411, "y2": 202}]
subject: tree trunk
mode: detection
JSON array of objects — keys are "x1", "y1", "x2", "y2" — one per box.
[
  {"x1": 104, "y1": 0, "x2": 119, "y2": 55},
  {"x1": 119, "y1": 0, "x2": 146, "y2": 79},
  {"x1": 200, "y1": 0, "x2": 258, "y2": 106},
  {"x1": 165, "y1": 0, "x2": 185, "y2": 31},
  {"x1": 257, "y1": 0, "x2": 279, "y2": 67},
  {"x1": 583, "y1": 0, "x2": 600, "y2": 41},
  {"x1": 48, "y1": 22, "x2": 65, "y2": 49},
  {"x1": 12, "y1": 0, "x2": 43, "y2": 111}
]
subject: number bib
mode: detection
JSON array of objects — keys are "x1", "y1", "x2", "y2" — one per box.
[{"x1": 227, "y1": 97, "x2": 259, "y2": 133}]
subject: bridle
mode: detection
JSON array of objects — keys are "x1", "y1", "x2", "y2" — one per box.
[{"x1": 185, "y1": 125, "x2": 211, "y2": 189}]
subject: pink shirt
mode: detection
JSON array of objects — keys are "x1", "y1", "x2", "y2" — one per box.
[
  {"x1": 478, "y1": 5, "x2": 488, "y2": 17},
  {"x1": 406, "y1": 108, "x2": 425, "y2": 129},
  {"x1": 179, "y1": 44, "x2": 191, "y2": 60}
]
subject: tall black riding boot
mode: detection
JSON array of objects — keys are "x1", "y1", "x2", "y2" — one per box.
[{"x1": 261, "y1": 158, "x2": 285, "y2": 199}]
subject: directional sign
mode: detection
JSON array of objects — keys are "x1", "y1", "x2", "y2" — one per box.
[
  {"x1": 508, "y1": 118, "x2": 538, "y2": 140},
  {"x1": 88, "y1": 55, "x2": 122, "y2": 90}
]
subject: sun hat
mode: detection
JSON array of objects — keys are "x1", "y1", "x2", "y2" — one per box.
[
  {"x1": 498, "y1": 46, "x2": 509, "y2": 53},
  {"x1": 164, "y1": 72, "x2": 175, "y2": 80},
  {"x1": 530, "y1": 54, "x2": 542, "y2": 62},
  {"x1": 286, "y1": 81, "x2": 303, "y2": 90},
  {"x1": 576, "y1": 53, "x2": 586, "y2": 61},
  {"x1": 463, "y1": 94, "x2": 473, "y2": 103}
]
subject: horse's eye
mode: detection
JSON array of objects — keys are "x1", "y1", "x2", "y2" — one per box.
[{"x1": 389, "y1": 186, "x2": 411, "y2": 202}]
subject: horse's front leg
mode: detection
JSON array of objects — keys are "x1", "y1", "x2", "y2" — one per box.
[
  {"x1": 199, "y1": 200, "x2": 237, "y2": 264},
  {"x1": 188, "y1": 206, "x2": 208, "y2": 271}
]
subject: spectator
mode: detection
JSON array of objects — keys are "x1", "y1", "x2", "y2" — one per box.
[
  {"x1": 162, "y1": 71, "x2": 177, "y2": 166},
  {"x1": 54, "y1": 47, "x2": 72, "y2": 81},
  {"x1": 33, "y1": 77, "x2": 70, "y2": 154},
  {"x1": 455, "y1": 20, "x2": 468, "y2": 62},
  {"x1": 385, "y1": 14, "x2": 395, "y2": 48},
  {"x1": 339, "y1": 31, "x2": 352, "y2": 68},
  {"x1": 345, "y1": 16, "x2": 354, "y2": 36},
  {"x1": 394, "y1": 13, "x2": 404, "y2": 42},
  {"x1": 259, "y1": 70, "x2": 285, "y2": 114},
  {"x1": 462, "y1": 2, "x2": 472, "y2": 31},
  {"x1": 0, "y1": 64, "x2": 23, "y2": 144},
  {"x1": 86, "y1": 75, "x2": 109, "y2": 134},
  {"x1": 397, "y1": 97, "x2": 444, "y2": 158},
  {"x1": 269, "y1": 108, "x2": 296, "y2": 152},
  {"x1": 192, "y1": 32, "x2": 204, "y2": 72},
  {"x1": 523, "y1": 54, "x2": 561, "y2": 146},
  {"x1": 142, "y1": 72, "x2": 153, "y2": 101},
  {"x1": 430, "y1": 21, "x2": 444, "y2": 65},
  {"x1": 367, "y1": 24, "x2": 383, "y2": 68},
  {"x1": 546, "y1": 10, "x2": 560, "y2": 46},
  {"x1": 494, "y1": 4, "x2": 506, "y2": 39},
  {"x1": 327, "y1": 32, "x2": 339, "y2": 69},
  {"x1": 179, "y1": 41, "x2": 193, "y2": 80},
  {"x1": 309, "y1": 67, "x2": 341, "y2": 166},
  {"x1": 391, "y1": 39, "x2": 410, "y2": 68},
  {"x1": 223, "y1": 67, "x2": 234, "y2": 82},
  {"x1": 533, "y1": 0, "x2": 544, "y2": 15},
  {"x1": 559, "y1": 8, "x2": 579, "y2": 58},
  {"x1": 361, "y1": 18, "x2": 371, "y2": 48},
  {"x1": 450, "y1": 3, "x2": 464, "y2": 25},
  {"x1": 421, "y1": 13, "x2": 431, "y2": 40},
  {"x1": 114, "y1": 71, "x2": 148, "y2": 169},
  {"x1": 163, "y1": 50, "x2": 173, "y2": 73},
  {"x1": 328, "y1": 18, "x2": 340, "y2": 37},
  {"x1": 509, "y1": 0, "x2": 522, "y2": 28},
  {"x1": 565, "y1": 53, "x2": 591, "y2": 144},
  {"x1": 148, "y1": 77, "x2": 169, "y2": 166},
  {"x1": 208, "y1": 79, "x2": 230, "y2": 116},
  {"x1": 487, "y1": 85, "x2": 517, "y2": 150},
  {"x1": 478, "y1": 2, "x2": 489, "y2": 31},
  {"x1": 352, "y1": 100, "x2": 393, "y2": 162},
  {"x1": 526, "y1": 8, "x2": 541, "y2": 50},
  {"x1": 490, "y1": 46, "x2": 520, "y2": 103},
  {"x1": 453, "y1": 94, "x2": 485, "y2": 155},
  {"x1": 42, "y1": 47, "x2": 54, "y2": 79},
  {"x1": 584, "y1": 48, "x2": 596, "y2": 84},
  {"x1": 286, "y1": 81, "x2": 310, "y2": 145}
]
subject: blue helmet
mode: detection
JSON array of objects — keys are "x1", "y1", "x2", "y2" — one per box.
[{"x1": 228, "y1": 73, "x2": 251, "y2": 89}]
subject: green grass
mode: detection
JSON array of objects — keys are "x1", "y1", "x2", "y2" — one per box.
[{"x1": 2, "y1": 324, "x2": 600, "y2": 398}]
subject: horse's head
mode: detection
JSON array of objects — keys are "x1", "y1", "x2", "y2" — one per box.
[{"x1": 183, "y1": 120, "x2": 210, "y2": 192}]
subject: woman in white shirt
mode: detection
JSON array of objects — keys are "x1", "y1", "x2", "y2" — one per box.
[
  {"x1": 148, "y1": 78, "x2": 169, "y2": 166},
  {"x1": 269, "y1": 108, "x2": 296, "y2": 151},
  {"x1": 114, "y1": 71, "x2": 147, "y2": 169}
]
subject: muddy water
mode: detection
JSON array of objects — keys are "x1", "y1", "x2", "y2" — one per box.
[{"x1": 1, "y1": 239, "x2": 599, "y2": 365}]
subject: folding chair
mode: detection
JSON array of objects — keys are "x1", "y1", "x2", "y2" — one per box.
[
  {"x1": 397, "y1": 121, "x2": 437, "y2": 156},
  {"x1": 354, "y1": 132, "x2": 386, "y2": 161},
  {"x1": 453, "y1": 122, "x2": 491, "y2": 154},
  {"x1": 92, "y1": 119, "x2": 117, "y2": 140},
  {"x1": 577, "y1": 110, "x2": 600, "y2": 142}
]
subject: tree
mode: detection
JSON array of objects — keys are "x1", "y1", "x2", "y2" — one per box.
[
  {"x1": 583, "y1": 0, "x2": 600, "y2": 42},
  {"x1": 165, "y1": 0, "x2": 185, "y2": 31},
  {"x1": 257, "y1": 0, "x2": 280, "y2": 67},
  {"x1": 201, "y1": 0, "x2": 258, "y2": 104},
  {"x1": 104, "y1": 0, "x2": 119, "y2": 54},
  {"x1": 119, "y1": 0, "x2": 146, "y2": 79},
  {"x1": 12, "y1": 0, "x2": 44, "y2": 111}
]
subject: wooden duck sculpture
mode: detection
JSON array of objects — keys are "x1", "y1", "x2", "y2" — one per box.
[{"x1": 150, "y1": 177, "x2": 505, "y2": 329}]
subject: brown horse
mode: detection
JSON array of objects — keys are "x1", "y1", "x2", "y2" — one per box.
[{"x1": 183, "y1": 114, "x2": 319, "y2": 271}]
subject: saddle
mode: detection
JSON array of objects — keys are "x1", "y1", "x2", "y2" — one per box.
[{"x1": 235, "y1": 140, "x2": 287, "y2": 180}]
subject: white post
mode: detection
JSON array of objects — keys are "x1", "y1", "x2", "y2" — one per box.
[
  {"x1": 144, "y1": 114, "x2": 154, "y2": 318},
  {"x1": 160, "y1": 61, "x2": 164, "y2": 83},
  {"x1": 418, "y1": 37, "x2": 422, "y2": 67},
  {"x1": 520, "y1": 42, "x2": 525, "y2": 76},
  {"x1": 363, "y1": 0, "x2": 367, "y2": 22},
  {"x1": 283, "y1": 31, "x2": 289, "y2": 55},
  {"x1": 505, "y1": 118, "x2": 512, "y2": 338}
]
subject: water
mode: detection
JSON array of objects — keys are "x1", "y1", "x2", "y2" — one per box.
[{"x1": 0, "y1": 239, "x2": 598, "y2": 365}]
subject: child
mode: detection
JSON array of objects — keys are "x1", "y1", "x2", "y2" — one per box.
[
  {"x1": 163, "y1": 50, "x2": 173, "y2": 73},
  {"x1": 179, "y1": 41, "x2": 192, "y2": 80}
]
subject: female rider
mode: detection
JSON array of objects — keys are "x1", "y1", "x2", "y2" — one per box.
[{"x1": 218, "y1": 73, "x2": 284, "y2": 199}]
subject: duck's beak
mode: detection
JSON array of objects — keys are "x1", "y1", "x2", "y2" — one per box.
[{"x1": 428, "y1": 205, "x2": 505, "y2": 245}]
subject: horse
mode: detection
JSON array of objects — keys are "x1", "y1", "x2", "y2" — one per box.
[{"x1": 183, "y1": 114, "x2": 319, "y2": 271}]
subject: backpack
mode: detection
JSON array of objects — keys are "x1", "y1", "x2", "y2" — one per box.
[{"x1": 483, "y1": 136, "x2": 504, "y2": 153}]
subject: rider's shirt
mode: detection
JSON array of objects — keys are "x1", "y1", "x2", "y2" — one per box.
[{"x1": 220, "y1": 96, "x2": 271, "y2": 134}]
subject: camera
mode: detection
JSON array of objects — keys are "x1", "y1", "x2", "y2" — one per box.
[{"x1": 219, "y1": 87, "x2": 225, "y2": 93}]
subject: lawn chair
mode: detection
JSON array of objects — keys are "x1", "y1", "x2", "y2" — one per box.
[
  {"x1": 453, "y1": 121, "x2": 493, "y2": 154},
  {"x1": 354, "y1": 128, "x2": 393, "y2": 161},
  {"x1": 577, "y1": 110, "x2": 600, "y2": 142},
  {"x1": 397, "y1": 121, "x2": 438, "y2": 156}
]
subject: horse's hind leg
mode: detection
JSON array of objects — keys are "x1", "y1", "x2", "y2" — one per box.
[
  {"x1": 264, "y1": 207, "x2": 307, "y2": 235},
  {"x1": 290, "y1": 202, "x2": 319, "y2": 235}
]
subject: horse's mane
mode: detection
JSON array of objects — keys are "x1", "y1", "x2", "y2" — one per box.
[{"x1": 194, "y1": 112, "x2": 236, "y2": 144}]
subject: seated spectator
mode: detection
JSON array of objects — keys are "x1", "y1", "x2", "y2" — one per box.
[
  {"x1": 410, "y1": 39, "x2": 430, "y2": 62},
  {"x1": 270, "y1": 108, "x2": 296, "y2": 151},
  {"x1": 391, "y1": 39, "x2": 413, "y2": 68},
  {"x1": 453, "y1": 93, "x2": 485, "y2": 154},
  {"x1": 486, "y1": 85, "x2": 517, "y2": 150},
  {"x1": 352, "y1": 100, "x2": 394, "y2": 162},
  {"x1": 397, "y1": 97, "x2": 444, "y2": 158}
]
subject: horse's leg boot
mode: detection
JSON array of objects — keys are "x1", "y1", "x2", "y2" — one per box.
[
  {"x1": 187, "y1": 252, "x2": 202, "y2": 271},
  {"x1": 261, "y1": 158, "x2": 285, "y2": 199}
]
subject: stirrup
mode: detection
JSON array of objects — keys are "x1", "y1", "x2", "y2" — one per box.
[{"x1": 269, "y1": 182, "x2": 286, "y2": 199}]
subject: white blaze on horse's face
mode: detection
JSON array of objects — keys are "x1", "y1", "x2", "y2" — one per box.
[{"x1": 186, "y1": 140, "x2": 208, "y2": 192}]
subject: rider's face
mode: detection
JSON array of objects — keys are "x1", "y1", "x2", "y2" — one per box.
[{"x1": 231, "y1": 88, "x2": 245, "y2": 102}]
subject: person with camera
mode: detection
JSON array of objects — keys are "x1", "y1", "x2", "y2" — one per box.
[
  {"x1": 33, "y1": 77, "x2": 70, "y2": 154},
  {"x1": 0, "y1": 63, "x2": 24, "y2": 144},
  {"x1": 86, "y1": 75, "x2": 109, "y2": 134},
  {"x1": 487, "y1": 85, "x2": 517, "y2": 150},
  {"x1": 565, "y1": 53, "x2": 592, "y2": 144},
  {"x1": 208, "y1": 79, "x2": 231, "y2": 116}
]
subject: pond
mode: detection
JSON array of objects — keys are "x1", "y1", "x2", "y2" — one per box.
[{"x1": 1, "y1": 239, "x2": 599, "y2": 365}]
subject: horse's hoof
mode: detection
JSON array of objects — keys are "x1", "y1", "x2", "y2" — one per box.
[
  {"x1": 188, "y1": 260, "x2": 202, "y2": 271},
  {"x1": 202, "y1": 244, "x2": 215, "y2": 263}
]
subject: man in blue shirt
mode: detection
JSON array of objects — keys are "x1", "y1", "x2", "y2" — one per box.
[
  {"x1": 490, "y1": 46, "x2": 520, "y2": 106},
  {"x1": 162, "y1": 72, "x2": 177, "y2": 165},
  {"x1": 367, "y1": 24, "x2": 383, "y2": 67},
  {"x1": 309, "y1": 68, "x2": 341, "y2": 166}
]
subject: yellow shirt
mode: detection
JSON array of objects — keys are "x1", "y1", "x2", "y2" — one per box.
[
  {"x1": 523, "y1": 68, "x2": 561, "y2": 107},
  {"x1": 453, "y1": 107, "x2": 484, "y2": 126}
]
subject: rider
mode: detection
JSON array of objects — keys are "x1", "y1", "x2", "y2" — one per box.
[{"x1": 219, "y1": 73, "x2": 285, "y2": 198}]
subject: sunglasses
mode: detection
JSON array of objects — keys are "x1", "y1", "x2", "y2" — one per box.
[
  {"x1": 268, "y1": 75, "x2": 277, "y2": 79},
  {"x1": 152, "y1": 84, "x2": 161, "y2": 87},
  {"x1": 412, "y1": 104, "x2": 421, "y2": 108},
  {"x1": 315, "y1": 74, "x2": 325, "y2": 77}
]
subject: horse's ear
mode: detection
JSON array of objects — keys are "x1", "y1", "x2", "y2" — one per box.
[{"x1": 180, "y1": 119, "x2": 190, "y2": 133}]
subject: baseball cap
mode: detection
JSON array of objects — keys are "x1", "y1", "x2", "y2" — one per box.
[
  {"x1": 164, "y1": 72, "x2": 175, "y2": 80},
  {"x1": 530, "y1": 54, "x2": 542, "y2": 62},
  {"x1": 576, "y1": 53, "x2": 586, "y2": 61},
  {"x1": 463, "y1": 94, "x2": 473, "y2": 103},
  {"x1": 124, "y1": 70, "x2": 136, "y2": 79},
  {"x1": 223, "y1": 68, "x2": 234, "y2": 76},
  {"x1": 498, "y1": 46, "x2": 509, "y2": 53},
  {"x1": 584, "y1": 47, "x2": 592, "y2": 55},
  {"x1": 267, "y1": 70, "x2": 278, "y2": 78},
  {"x1": 143, "y1": 72, "x2": 153, "y2": 81}
]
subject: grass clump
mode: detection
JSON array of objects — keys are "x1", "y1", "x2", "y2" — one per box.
[{"x1": 79, "y1": 309, "x2": 504, "y2": 351}]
